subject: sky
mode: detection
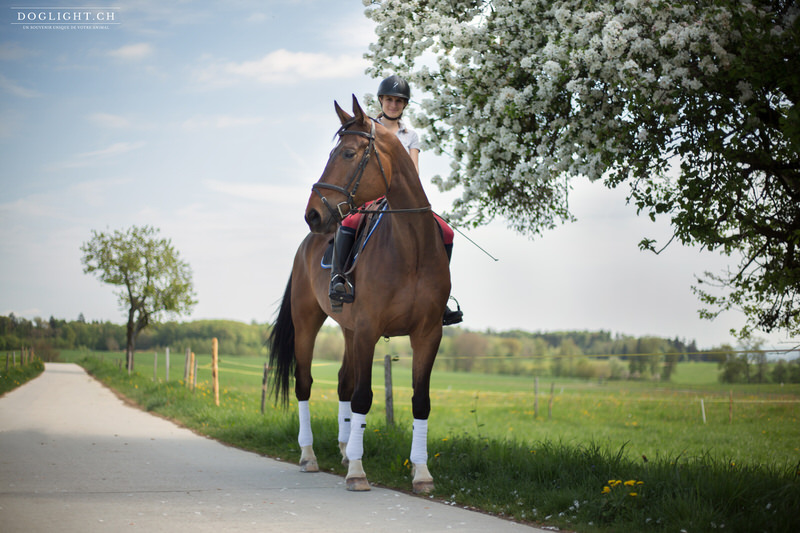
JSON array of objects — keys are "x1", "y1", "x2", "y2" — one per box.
[{"x1": 1, "y1": 1, "x2": 796, "y2": 351}]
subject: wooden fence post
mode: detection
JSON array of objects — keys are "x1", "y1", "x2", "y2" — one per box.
[
  {"x1": 261, "y1": 362, "x2": 268, "y2": 414},
  {"x1": 700, "y1": 398, "x2": 707, "y2": 424},
  {"x1": 384, "y1": 354, "x2": 394, "y2": 426},
  {"x1": 188, "y1": 352, "x2": 195, "y2": 391},
  {"x1": 184, "y1": 347, "x2": 190, "y2": 382},
  {"x1": 212, "y1": 338, "x2": 220, "y2": 406}
]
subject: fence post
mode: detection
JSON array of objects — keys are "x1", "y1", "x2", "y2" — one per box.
[
  {"x1": 184, "y1": 347, "x2": 190, "y2": 382},
  {"x1": 165, "y1": 347, "x2": 170, "y2": 382},
  {"x1": 261, "y1": 362, "x2": 268, "y2": 414},
  {"x1": 384, "y1": 354, "x2": 394, "y2": 426},
  {"x1": 212, "y1": 338, "x2": 220, "y2": 406},
  {"x1": 534, "y1": 376, "x2": 539, "y2": 418},
  {"x1": 700, "y1": 398, "x2": 707, "y2": 424},
  {"x1": 188, "y1": 352, "x2": 195, "y2": 391}
]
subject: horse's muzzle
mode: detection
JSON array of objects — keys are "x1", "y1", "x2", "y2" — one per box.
[{"x1": 304, "y1": 207, "x2": 333, "y2": 234}]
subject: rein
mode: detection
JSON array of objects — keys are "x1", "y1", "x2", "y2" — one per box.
[{"x1": 312, "y1": 117, "x2": 431, "y2": 223}]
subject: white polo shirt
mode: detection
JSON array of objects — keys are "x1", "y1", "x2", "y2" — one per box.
[{"x1": 378, "y1": 117, "x2": 421, "y2": 154}]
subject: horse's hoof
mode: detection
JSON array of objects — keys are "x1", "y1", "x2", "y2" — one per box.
[
  {"x1": 345, "y1": 459, "x2": 370, "y2": 491},
  {"x1": 299, "y1": 445, "x2": 318, "y2": 472},
  {"x1": 346, "y1": 476, "x2": 371, "y2": 491},
  {"x1": 300, "y1": 459, "x2": 319, "y2": 473},
  {"x1": 412, "y1": 479, "x2": 435, "y2": 494},
  {"x1": 411, "y1": 463, "x2": 434, "y2": 494}
]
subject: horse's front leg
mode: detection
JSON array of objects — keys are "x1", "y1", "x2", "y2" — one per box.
[
  {"x1": 293, "y1": 306, "x2": 326, "y2": 474},
  {"x1": 344, "y1": 331, "x2": 376, "y2": 491},
  {"x1": 408, "y1": 327, "x2": 443, "y2": 494},
  {"x1": 337, "y1": 329, "x2": 355, "y2": 466}
]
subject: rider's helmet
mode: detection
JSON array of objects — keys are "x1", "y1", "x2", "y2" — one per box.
[{"x1": 377, "y1": 75, "x2": 411, "y2": 101}]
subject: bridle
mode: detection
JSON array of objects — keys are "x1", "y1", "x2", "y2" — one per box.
[{"x1": 311, "y1": 117, "x2": 431, "y2": 224}]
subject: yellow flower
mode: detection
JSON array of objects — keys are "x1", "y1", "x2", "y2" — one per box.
[
  {"x1": 601, "y1": 486, "x2": 611, "y2": 494},
  {"x1": 624, "y1": 480, "x2": 637, "y2": 487},
  {"x1": 629, "y1": 492, "x2": 638, "y2": 497}
]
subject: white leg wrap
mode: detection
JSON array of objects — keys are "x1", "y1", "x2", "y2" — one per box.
[
  {"x1": 345, "y1": 412, "x2": 367, "y2": 462},
  {"x1": 298, "y1": 400, "x2": 313, "y2": 447},
  {"x1": 410, "y1": 418, "x2": 428, "y2": 465},
  {"x1": 337, "y1": 401, "x2": 352, "y2": 444}
]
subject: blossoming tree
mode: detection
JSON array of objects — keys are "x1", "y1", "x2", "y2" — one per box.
[{"x1": 364, "y1": 0, "x2": 799, "y2": 338}]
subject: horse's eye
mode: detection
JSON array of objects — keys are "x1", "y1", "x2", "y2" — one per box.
[{"x1": 343, "y1": 149, "x2": 356, "y2": 160}]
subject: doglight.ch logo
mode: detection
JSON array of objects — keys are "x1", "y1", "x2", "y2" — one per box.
[{"x1": 10, "y1": 6, "x2": 121, "y2": 30}]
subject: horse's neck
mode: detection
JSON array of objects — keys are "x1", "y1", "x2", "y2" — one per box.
[
  {"x1": 384, "y1": 156, "x2": 438, "y2": 248},
  {"x1": 385, "y1": 147, "x2": 429, "y2": 213}
]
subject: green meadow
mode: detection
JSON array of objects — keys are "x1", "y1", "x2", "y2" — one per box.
[
  {"x1": 63, "y1": 350, "x2": 800, "y2": 467},
  {"x1": 59, "y1": 350, "x2": 800, "y2": 532}
]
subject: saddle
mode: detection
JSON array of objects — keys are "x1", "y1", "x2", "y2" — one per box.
[{"x1": 320, "y1": 199, "x2": 388, "y2": 271}]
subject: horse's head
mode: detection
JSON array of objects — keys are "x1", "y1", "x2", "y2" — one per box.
[{"x1": 304, "y1": 95, "x2": 392, "y2": 234}]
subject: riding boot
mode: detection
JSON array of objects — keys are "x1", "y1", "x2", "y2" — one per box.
[
  {"x1": 440, "y1": 243, "x2": 463, "y2": 325},
  {"x1": 330, "y1": 226, "x2": 356, "y2": 306}
]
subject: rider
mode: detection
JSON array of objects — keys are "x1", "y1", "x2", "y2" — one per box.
[{"x1": 329, "y1": 74, "x2": 463, "y2": 326}]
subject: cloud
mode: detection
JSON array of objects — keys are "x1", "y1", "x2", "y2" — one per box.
[
  {"x1": 181, "y1": 114, "x2": 264, "y2": 130},
  {"x1": 0, "y1": 42, "x2": 37, "y2": 61},
  {"x1": 203, "y1": 178, "x2": 307, "y2": 201},
  {"x1": 89, "y1": 113, "x2": 132, "y2": 128},
  {"x1": 0, "y1": 74, "x2": 40, "y2": 98},
  {"x1": 107, "y1": 43, "x2": 154, "y2": 61},
  {"x1": 48, "y1": 141, "x2": 146, "y2": 170},
  {"x1": 194, "y1": 49, "x2": 368, "y2": 87}
]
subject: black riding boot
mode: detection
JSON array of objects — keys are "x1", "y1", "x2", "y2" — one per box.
[
  {"x1": 442, "y1": 243, "x2": 463, "y2": 326},
  {"x1": 329, "y1": 226, "x2": 356, "y2": 307}
]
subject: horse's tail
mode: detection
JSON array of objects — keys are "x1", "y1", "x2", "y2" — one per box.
[{"x1": 267, "y1": 274, "x2": 296, "y2": 408}]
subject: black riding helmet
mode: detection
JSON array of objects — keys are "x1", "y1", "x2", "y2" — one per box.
[{"x1": 377, "y1": 75, "x2": 410, "y2": 101}]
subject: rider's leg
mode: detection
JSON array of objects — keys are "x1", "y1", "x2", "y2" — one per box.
[
  {"x1": 442, "y1": 243, "x2": 463, "y2": 325},
  {"x1": 330, "y1": 225, "x2": 356, "y2": 303}
]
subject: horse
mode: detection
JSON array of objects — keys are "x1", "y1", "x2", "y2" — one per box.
[{"x1": 267, "y1": 95, "x2": 451, "y2": 493}]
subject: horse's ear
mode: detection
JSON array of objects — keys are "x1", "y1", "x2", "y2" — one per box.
[
  {"x1": 351, "y1": 94, "x2": 368, "y2": 125},
  {"x1": 335, "y1": 100, "x2": 352, "y2": 125}
]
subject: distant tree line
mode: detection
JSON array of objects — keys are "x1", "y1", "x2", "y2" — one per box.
[
  {"x1": 0, "y1": 313, "x2": 268, "y2": 358},
  {"x1": 2, "y1": 314, "x2": 797, "y2": 383}
]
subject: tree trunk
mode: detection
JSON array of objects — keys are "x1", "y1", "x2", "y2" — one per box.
[{"x1": 126, "y1": 308, "x2": 136, "y2": 373}]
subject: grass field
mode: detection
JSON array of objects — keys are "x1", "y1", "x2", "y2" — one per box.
[
  {"x1": 56, "y1": 349, "x2": 800, "y2": 532},
  {"x1": 60, "y1": 350, "x2": 800, "y2": 467}
]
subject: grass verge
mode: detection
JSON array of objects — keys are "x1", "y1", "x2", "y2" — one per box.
[
  {"x1": 79, "y1": 355, "x2": 800, "y2": 533},
  {"x1": 0, "y1": 357, "x2": 44, "y2": 396}
]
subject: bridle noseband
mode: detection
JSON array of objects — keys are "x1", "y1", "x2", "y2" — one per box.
[{"x1": 311, "y1": 117, "x2": 430, "y2": 223}]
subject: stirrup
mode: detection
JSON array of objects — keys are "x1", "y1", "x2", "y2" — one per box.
[
  {"x1": 329, "y1": 275, "x2": 355, "y2": 304},
  {"x1": 443, "y1": 296, "x2": 463, "y2": 326}
]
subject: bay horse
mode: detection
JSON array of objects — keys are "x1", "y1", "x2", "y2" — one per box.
[{"x1": 268, "y1": 95, "x2": 450, "y2": 493}]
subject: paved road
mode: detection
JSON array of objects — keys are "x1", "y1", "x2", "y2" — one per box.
[{"x1": 0, "y1": 363, "x2": 548, "y2": 532}]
